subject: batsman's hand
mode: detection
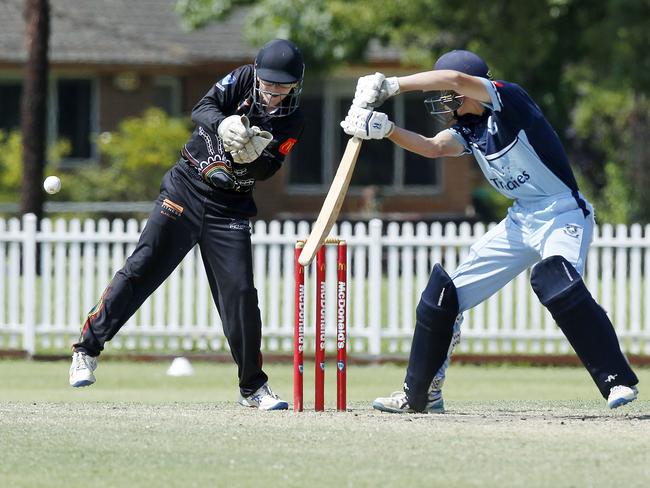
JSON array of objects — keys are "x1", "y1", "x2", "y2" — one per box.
[
  {"x1": 340, "y1": 106, "x2": 394, "y2": 140},
  {"x1": 218, "y1": 115, "x2": 252, "y2": 152},
  {"x1": 352, "y1": 72, "x2": 400, "y2": 109},
  {"x1": 232, "y1": 126, "x2": 273, "y2": 164}
]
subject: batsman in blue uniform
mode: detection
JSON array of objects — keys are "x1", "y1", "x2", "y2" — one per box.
[{"x1": 341, "y1": 50, "x2": 639, "y2": 412}]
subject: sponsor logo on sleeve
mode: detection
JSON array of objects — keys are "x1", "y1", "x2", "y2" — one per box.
[
  {"x1": 161, "y1": 198, "x2": 184, "y2": 220},
  {"x1": 279, "y1": 138, "x2": 297, "y2": 155}
]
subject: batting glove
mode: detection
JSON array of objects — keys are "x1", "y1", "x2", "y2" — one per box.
[
  {"x1": 340, "y1": 106, "x2": 394, "y2": 140},
  {"x1": 232, "y1": 127, "x2": 273, "y2": 164},
  {"x1": 218, "y1": 115, "x2": 252, "y2": 152},
  {"x1": 352, "y1": 73, "x2": 400, "y2": 109}
]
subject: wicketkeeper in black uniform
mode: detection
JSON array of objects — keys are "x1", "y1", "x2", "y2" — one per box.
[{"x1": 69, "y1": 39, "x2": 305, "y2": 411}]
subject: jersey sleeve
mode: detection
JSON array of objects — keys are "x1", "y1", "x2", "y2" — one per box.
[
  {"x1": 443, "y1": 127, "x2": 472, "y2": 155},
  {"x1": 191, "y1": 65, "x2": 254, "y2": 134},
  {"x1": 479, "y1": 79, "x2": 538, "y2": 129}
]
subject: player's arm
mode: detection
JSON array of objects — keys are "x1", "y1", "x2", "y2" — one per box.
[
  {"x1": 191, "y1": 84, "x2": 229, "y2": 133},
  {"x1": 191, "y1": 66, "x2": 250, "y2": 133},
  {"x1": 397, "y1": 70, "x2": 491, "y2": 103},
  {"x1": 340, "y1": 106, "x2": 465, "y2": 158},
  {"x1": 354, "y1": 70, "x2": 491, "y2": 108},
  {"x1": 388, "y1": 126, "x2": 465, "y2": 158}
]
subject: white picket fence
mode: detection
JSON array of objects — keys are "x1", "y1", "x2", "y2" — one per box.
[{"x1": 1, "y1": 214, "x2": 650, "y2": 357}]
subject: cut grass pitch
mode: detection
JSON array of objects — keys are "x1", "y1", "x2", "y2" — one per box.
[{"x1": 0, "y1": 359, "x2": 648, "y2": 488}]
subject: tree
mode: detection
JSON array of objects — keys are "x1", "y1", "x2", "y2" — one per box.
[
  {"x1": 176, "y1": 0, "x2": 650, "y2": 222},
  {"x1": 20, "y1": 0, "x2": 50, "y2": 219}
]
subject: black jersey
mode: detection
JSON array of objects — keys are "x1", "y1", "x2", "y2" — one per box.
[{"x1": 181, "y1": 64, "x2": 304, "y2": 213}]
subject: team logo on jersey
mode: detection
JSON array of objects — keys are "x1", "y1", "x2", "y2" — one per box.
[
  {"x1": 216, "y1": 72, "x2": 237, "y2": 91},
  {"x1": 279, "y1": 138, "x2": 297, "y2": 155},
  {"x1": 563, "y1": 224, "x2": 582, "y2": 239}
]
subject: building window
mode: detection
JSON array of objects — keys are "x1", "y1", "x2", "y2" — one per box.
[
  {"x1": 152, "y1": 76, "x2": 181, "y2": 116},
  {"x1": 0, "y1": 81, "x2": 22, "y2": 133},
  {"x1": 56, "y1": 79, "x2": 93, "y2": 159},
  {"x1": 288, "y1": 80, "x2": 441, "y2": 193}
]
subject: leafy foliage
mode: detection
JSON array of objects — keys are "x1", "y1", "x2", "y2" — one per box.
[
  {"x1": 176, "y1": 0, "x2": 650, "y2": 223},
  {"x1": 175, "y1": 0, "x2": 251, "y2": 30},
  {"x1": 62, "y1": 108, "x2": 191, "y2": 202},
  {"x1": 0, "y1": 130, "x2": 70, "y2": 202}
]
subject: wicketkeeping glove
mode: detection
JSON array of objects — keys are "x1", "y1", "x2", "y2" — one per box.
[
  {"x1": 218, "y1": 115, "x2": 252, "y2": 152},
  {"x1": 232, "y1": 126, "x2": 273, "y2": 164},
  {"x1": 340, "y1": 106, "x2": 394, "y2": 140},
  {"x1": 352, "y1": 72, "x2": 400, "y2": 109}
]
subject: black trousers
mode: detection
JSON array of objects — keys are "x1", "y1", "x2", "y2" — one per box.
[{"x1": 74, "y1": 162, "x2": 268, "y2": 396}]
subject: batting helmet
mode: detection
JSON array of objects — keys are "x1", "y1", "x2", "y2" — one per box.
[
  {"x1": 253, "y1": 39, "x2": 304, "y2": 117},
  {"x1": 433, "y1": 50, "x2": 491, "y2": 79},
  {"x1": 425, "y1": 49, "x2": 491, "y2": 121}
]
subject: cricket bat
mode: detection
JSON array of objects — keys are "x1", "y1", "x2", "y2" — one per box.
[{"x1": 298, "y1": 137, "x2": 363, "y2": 266}]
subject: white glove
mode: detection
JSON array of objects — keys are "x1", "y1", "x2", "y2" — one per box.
[
  {"x1": 352, "y1": 73, "x2": 400, "y2": 109},
  {"x1": 232, "y1": 127, "x2": 273, "y2": 164},
  {"x1": 340, "y1": 106, "x2": 394, "y2": 140},
  {"x1": 218, "y1": 115, "x2": 252, "y2": 152}
]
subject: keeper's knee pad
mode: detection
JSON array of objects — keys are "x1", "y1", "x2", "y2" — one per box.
[
  {"x1": 405, "y1": 264, "x2": 459, "y2": 411},
  {"x1": 531, "y1": 256, "x2": 638, "y2": 397}
]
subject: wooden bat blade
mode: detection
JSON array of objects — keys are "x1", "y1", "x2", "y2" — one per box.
[{"x1": 298, "y1": 137, "x2": 363, "y2": 266}]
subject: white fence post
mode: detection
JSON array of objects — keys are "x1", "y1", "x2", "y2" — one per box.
[
  {"x1": 22, "y1": 213, "x2": 37, "y2": 357},
  {"x1": 367, "y1": 218, "x2": 383, "y2": 356}
]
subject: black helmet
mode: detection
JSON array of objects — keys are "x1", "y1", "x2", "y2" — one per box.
[
  {"x1": 253, "y1": 39, "x2": 304, "y2": 117},
  {"x1": 425, "y1": 49, "x2": 491, "y2": 122},
  {"x1": 255, "y1": 39, "x2": 304, "y2": 83}
]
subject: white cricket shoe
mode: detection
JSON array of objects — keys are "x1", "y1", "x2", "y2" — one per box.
[
  {"x1": 238, "y1": 383, "x2": 288, "y2": 411},
  {"x1": 372, "y1": 389, "x2": 444, "y2": 414},
  {"x1": 69, "y1": 351, "x2": 97, "y2": 387},
  {"x1": 607, "y1": 385, "x2": 638, "y2": 409}
]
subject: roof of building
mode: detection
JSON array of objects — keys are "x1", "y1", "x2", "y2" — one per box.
[
  {"x1": 0, "y1": 0, "x2": 400, "y2": 67},
  {"x1": 0, "y1": 0, "x2": 257, "y2": 66}
]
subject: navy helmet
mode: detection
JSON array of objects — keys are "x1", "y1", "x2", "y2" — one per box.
[
  {"x1": 253, "y1": 39, "x2": 304, "y2": 117},
  {"x1": 425, "y1": 49, "x2": 491, "y2": 122},
  {"x1": 433, "y1": 50, "x2": 491, "y2": 79}
]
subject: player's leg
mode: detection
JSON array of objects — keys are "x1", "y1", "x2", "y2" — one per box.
[
  {"x1": 374, "y1": 217, "x2": 538, "y2": 413},
  {"x1": 70, "y1": 168, "x2": 201, "y2": 386},
  {"x1": 415, "y1": 218, "x2": 538, "y2": 409},
  {"x1": 198, "y1": 213, "x2": 286, "y2": 411},
  {"x1": 411, "y1": 220, "x2": 540, "y2": 408},
  {"x1": 533, "y1": 210, "x2": 639, "y2": 408},
  {"x1": 425, "y1": 314, "x2": 463, "y2": 411}
]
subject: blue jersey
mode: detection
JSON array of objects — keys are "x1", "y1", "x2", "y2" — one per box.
[{"x1": 447, "y1": 79, "x2": 586, "y2": 213}]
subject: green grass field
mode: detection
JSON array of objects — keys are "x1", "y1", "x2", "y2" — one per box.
[{"x1": 1, "y1": 359, "x2": 648, "y2": 488}]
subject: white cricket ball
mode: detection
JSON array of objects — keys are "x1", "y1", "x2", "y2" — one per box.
[{"x1": 43, "y1": 175, "x2": 61, "y2": 194}]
